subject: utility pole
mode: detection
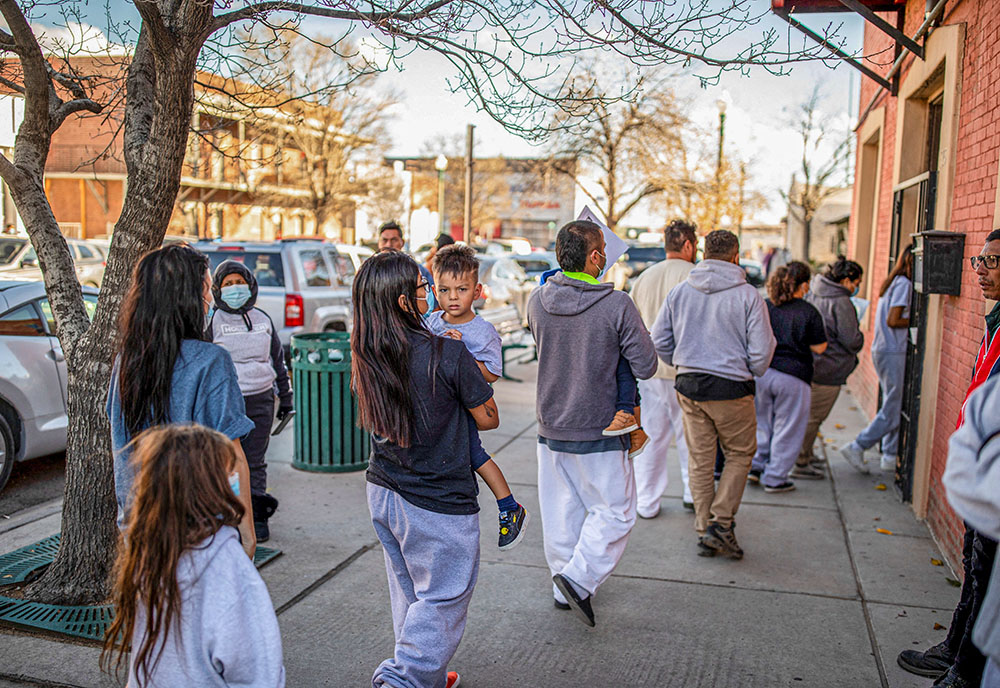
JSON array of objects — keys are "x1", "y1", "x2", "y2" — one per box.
[
  {"x1": 711, "y1": 99, "x2": 727, "y2": 232},
  {"x1": 464, "y1": 124, "x2": 474, "y2": 244}
]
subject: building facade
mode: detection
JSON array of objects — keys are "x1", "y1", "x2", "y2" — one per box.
[{"x1": 830, "y1": 0, "x2": 998, "y2": 567}]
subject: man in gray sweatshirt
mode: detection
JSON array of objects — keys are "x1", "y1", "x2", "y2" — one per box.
[
  {"x1": 527, "y1": 219, "x2": 657, "y2": 627},
  {"x1": 651, "y1": 230, "x2": 775, "y2": 559}
]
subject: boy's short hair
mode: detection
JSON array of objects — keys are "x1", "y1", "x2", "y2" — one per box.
[
  {"x1": 433, "y1": 244, "x2": 480, "y2": 280},
  {"x1": 555, "y1": 220, "x2": 603, "y2": 272}
]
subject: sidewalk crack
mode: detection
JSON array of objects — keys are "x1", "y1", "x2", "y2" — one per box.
[{"x1": 275, "y1": 541, "x2": 379, "y2": 617}]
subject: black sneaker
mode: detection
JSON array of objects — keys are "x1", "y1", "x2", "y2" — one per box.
[
  {"x1": 897, "y1": 642, "x2": 954, "y2": 678},
  {"x1": 499, "y1": 505, "x2": 529, "y2": 550},
  {"x1": 696, "y1": 538, "x2": 717, "y2": 557},
  {"x1": 683, "y1": 500, "x2": 695, "y2": 511},
  {"x1": 747, "y1": 469, "x2": 761, "y2": 485},
  {"x1": 763, "y1": 481, "x2": 796, "y2": 493},
  {"x1": 552, "y1": 574, "x2": 595, "y2": 627},
  {"x1": 254, "y1": 520, "x2": 270, "y2": 543},
  {"x1": 554, "y1": 599, "x2": 570, "y2": 610},
  {"x1": 932, "y1": 667, "x2": 973, "y2": 687},
  {"x1": 702, "y1": 522, "x2": 744, "y2": 560}
]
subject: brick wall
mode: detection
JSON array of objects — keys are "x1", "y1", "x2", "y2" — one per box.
[{"x1": 848, "y1": 0, "x2": 999, "y2": 570}]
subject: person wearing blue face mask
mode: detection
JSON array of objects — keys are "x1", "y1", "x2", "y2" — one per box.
[{"x1": 207, "y1": 260, "x2": 293, "y2": 542}]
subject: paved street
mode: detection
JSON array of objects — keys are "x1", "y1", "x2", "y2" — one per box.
[{"x1": 0, "y1": 360, "x2": 962, "y2": 687}]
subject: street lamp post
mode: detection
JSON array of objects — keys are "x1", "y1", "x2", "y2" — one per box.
[
  {"x1": 712, "y1": 98, "x2": 727, "y2": 232},
  {"x1": 435, "y1": 154, "x2": 448, "y2": 237}
]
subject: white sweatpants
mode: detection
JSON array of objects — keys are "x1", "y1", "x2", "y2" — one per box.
[
  {"x1": 634, "y1": 378, "x2": 692, "y2": 516},
  {"x1": 537, "y1": 443, "x2": 637, "y2": 602}
]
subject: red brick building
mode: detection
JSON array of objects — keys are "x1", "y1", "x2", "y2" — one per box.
[{"x1": 776, "y1": 0, "x2": 1000, "y2": 567}]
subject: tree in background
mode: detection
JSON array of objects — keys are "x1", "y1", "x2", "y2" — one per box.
[
  {"x1": 0, "y1": 0, "x2": 857, "y2": 604},
  {"x1": 784, "y1": 86, "x2": 853, "y2": 261}
]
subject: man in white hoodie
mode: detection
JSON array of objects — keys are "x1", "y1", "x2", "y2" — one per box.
[{"x1": 651, "y1": 230, "x2": 776, "y2": 559}]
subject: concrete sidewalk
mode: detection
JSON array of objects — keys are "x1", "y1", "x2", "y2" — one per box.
[{"x1": 0, "y1": 360, "x2": 961, "y2": 687}]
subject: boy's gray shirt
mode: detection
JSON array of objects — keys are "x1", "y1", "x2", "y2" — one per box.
[
  {"x1": 129, "y1": 526, "x2": 285, "y2": 687},
  {"x1": 651, "y1": 259, "x2": 775, "y2": 381},
  {"x1": 943, "y1": 377, "x2": 1000, "y2": 663},
  {"x1": 527, "y1": 272, "x2": 656, "y2": 442}
]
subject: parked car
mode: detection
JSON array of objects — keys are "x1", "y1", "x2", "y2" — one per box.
[
  {"x1": 741, "y1": 259, "x2": 766, "y2": 288},
  {"x1": 192, "y1": 239, "x2": 353, "y2": 351},
  {"x1": 0, "y1": 280, "x2": 99, "y2": 491},
  {"x1": 475, "y1": 256, "x2": 533, "y2": 321},
  {"x1": 336, "y1": 243, "x2": 374, "y2": 273},
  {"x1": 0, "y1": 236, "x2": 108, "y2": 287},
  {"x1": 622, "y1": 243, "x2": 666, "y2": 280},
  {"x1": 512, "y1": 251, "x2": 560, "y2": 283}
]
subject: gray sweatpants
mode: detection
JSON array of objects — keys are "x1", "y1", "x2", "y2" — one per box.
[
  {"x1": 855, "y1": 350, "x2": 906, "y2": 457},
  {"x1": 367, "y1": 482, "x2": 480, "y2": 688},
  {"x1": 752, "y1": 368, "x2": 811, "y2": 487}
]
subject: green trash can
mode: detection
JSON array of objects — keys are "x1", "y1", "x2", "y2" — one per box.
[{"x1": 289, "y1": 332, "x2": 370, "y2": 472}]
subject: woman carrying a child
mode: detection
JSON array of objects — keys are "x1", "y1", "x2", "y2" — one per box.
[{"x1": 351, "y1": 250, "x2": 499, "y2": 688}]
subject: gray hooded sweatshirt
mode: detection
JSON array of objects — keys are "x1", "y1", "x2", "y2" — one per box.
[
  {"x1": 129, "y1": 526, "x2": 285, "y2": 688},
  {"x1": 805, "y1": 273, "x2": 864, "y2": 386},
  {"x1": 527, "y1": 272, "x2": 657, "y2": 442},
  {"x1": 943, "y1": 377, "x2": 1000, "y2": 665},
  {"x1": 651, "y1": 259, "x2": 775, "y2": 382}
]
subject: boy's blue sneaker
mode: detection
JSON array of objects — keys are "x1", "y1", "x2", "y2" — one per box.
[{"x1": 498, "y1": 504, "x2": 529, "y2": 550}]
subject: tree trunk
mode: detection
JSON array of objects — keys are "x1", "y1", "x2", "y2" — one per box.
[{"x1": 26, "y1": 19, "x2": 208, "y2": 603}]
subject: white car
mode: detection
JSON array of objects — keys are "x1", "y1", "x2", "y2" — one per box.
[{"x1": 336, "y1": 244, "x2": 374, "y2": 274}]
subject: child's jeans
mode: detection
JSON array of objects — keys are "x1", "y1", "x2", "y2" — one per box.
[
  {"x1": 469, "y1": 415, "x2": 491, "y2": 471},
  {"x1": 615, "y1": 356, "x2": 640, "y2": 413}
]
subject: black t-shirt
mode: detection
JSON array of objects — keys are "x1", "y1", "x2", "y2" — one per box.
[
  {"x1": 366, "y1": 333, "x2": 494, "y2": 515},
  {"x1": 767, "y1": 298, "x2": 827, "y2": 384}
]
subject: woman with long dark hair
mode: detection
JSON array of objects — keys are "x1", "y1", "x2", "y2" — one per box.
[
  {"x1": 795, "y1": 256, "x2": 865, "y2": 477},
  {"x1": 748, "y1": 262, "x2": 828, "y2": 492},
  {"x1": 842, "y1": 245, "x2": 914, "y2": 473},
  {"x1": 352, "y1": 250, "x2": 498, "y2": 688},
  {"x1": 107, "y1": 244, "x2": 255, "y2": 554},
  {"x1": 102, "y1": 425, "x2": 284, "y2": 687}
]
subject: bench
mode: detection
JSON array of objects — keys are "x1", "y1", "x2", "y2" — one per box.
[{"x1": 479, "y1": 304, "x2": 535, "y2": 382}]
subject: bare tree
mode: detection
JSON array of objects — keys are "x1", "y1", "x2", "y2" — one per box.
[
  {"x1": 784, "y1": 86, "x2": 852, "y2": 261},
  {"x1": 0, "y1": 0, "x2": 856, "y2": 605}
]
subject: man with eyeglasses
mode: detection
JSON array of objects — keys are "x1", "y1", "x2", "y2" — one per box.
[{"x1": 897, "y1": 230, "x2": 1000, "y2": 688}]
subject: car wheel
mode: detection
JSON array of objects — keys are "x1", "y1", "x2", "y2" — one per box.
[{"x1": 0, "y1": 414, "x2": 15, "y2": 493}]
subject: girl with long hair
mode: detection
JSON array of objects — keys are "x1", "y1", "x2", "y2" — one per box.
[
  {"x1": 352, "y1": 250, "x2": 499, "y2": 688},
  {"x1": 749, "y1": 262, "x2": 828, "y2": 492},
  {"x1": 795, "y1": 256, "x2": 865, "y2": 478},
  {"x1": 107, "y1": 244, "x2": 256, "y2": 554},
  {"x1": 842, "y1": 245, "x2": 914, "y2": 473},
  {"x1": 102, "y1": 425, "x2": 285, "y2": 687}
]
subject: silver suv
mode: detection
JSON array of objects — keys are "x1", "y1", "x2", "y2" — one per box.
[
  {"x1": 0, "y1": 236, "x2": 107, "y2": 287},
  {"x1": 193, "y1": 239, "x2": 354, "y2": 350}
]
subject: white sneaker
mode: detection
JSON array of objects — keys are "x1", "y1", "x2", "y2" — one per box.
[
  {"x1": 880, "y1": 455, "x2": 896, "y2": 472},
  {"x1": 840, "y1": 442, "x2": 870, "y2": 474}
]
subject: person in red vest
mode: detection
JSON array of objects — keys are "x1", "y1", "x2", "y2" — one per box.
[{"x1": 897, "y1": 229, "x2": 1000, "y2": 688}]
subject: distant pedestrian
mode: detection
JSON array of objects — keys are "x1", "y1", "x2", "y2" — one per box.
[
  {"x1": 628, "y1": 219, "x2": 698, "y2": 517},
  {"x1": 425, "y1": 232, "x2": 455, "y2": 275},
  {"x1": 528, "y1": 220, "x2": 656, "y2": 627},
  {"x1": 652, "y1": 229, "x2": 776, "y2": 559},
  {"x1": 748, "y1": 262, "x2": 827, "y2": 493},
  {"x1": 377, "y1": 219, "x2": 435, "y2": 288},
  {"x1": 795, "y1": 257, "x2": 864, "y2": 475},
  {"x1": 351, "y1": 250, "x2": 497, "y2": 688},
  {"x1": 428, "y1": 244, "x2": 528, "y2": 549},
  {"x1": 761, "y1": 246, "x2": 777, "y2": 278},
  {"x1": 102, "y1": 425, "x2": 285, "y2": 688},
  {"x1": 107, "y1": 244, "x2": 256, "y2": 555},
  {"x1": 841, "y1": 246, "x2": 912, "y2": 473},
  {"x1": 207, "y1": 260, "x2": 294, "y2": 543}
]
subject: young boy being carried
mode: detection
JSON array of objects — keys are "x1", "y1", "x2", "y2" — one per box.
[{"x1": 428, "y1": 244, "x2": 528, "y2": 549}]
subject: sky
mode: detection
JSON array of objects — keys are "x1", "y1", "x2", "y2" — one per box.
[{"x1": 26, "y1": 1, "x2": 867, "y2": 227}]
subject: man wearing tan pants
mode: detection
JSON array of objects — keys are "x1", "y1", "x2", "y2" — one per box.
[
  {"x1": 797, "y1": 383, "x2": 842, "y2": 465},
  {"x1": 651, "y1": 230, "x2": 775, "y2": 559}
]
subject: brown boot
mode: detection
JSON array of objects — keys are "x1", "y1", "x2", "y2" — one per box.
[
  {"x1": 602, "y1": 410, "x2": 638, "y2": 436},
  {"x1": 628, "y1": 427, "x2": 649, "y2": 458}
]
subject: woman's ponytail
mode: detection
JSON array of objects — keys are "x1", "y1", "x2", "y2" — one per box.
[{"x1": 766, "y1": 261, "x2": 812, "y2": 306}]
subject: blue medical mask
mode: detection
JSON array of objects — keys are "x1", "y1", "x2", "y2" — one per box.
[
  {"x1": 851, "y1": 285, "x2": 860, "y2": 297},
  {"x1": 221, "y1": 284, "x2": 251, "y2": 309},
  {"x1": 416, "y1": 288, "x2": 436, "y2": 318},
  {"x1": 228, "y1": 471, "x2": 240, "y2": 496}
]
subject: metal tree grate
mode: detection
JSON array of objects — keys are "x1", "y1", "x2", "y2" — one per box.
[{"x1": 0, "y1": 535, "x2": 282, "y2": 641}]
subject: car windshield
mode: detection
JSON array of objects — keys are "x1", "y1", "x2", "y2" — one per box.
[
  {"x1": 0, "y1": 238, "x2": 25, "y2": 265},
  {"x1": 200, "y1": 249, "x2": 285, "y2": 287},
  {"x1": 625, "y1": 246, "x2": 666, "y2": 262},
  {"x1": 515, "y1": 259, "x2": 554, "y2": 275}
]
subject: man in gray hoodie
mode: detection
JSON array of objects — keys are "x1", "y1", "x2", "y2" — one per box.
[
  {"x1": 527, "y1": 219, "x2": 657, "y2": 627},
  {"x1": 651, "y1": 230, "x2": 776, "y2": 559}
]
